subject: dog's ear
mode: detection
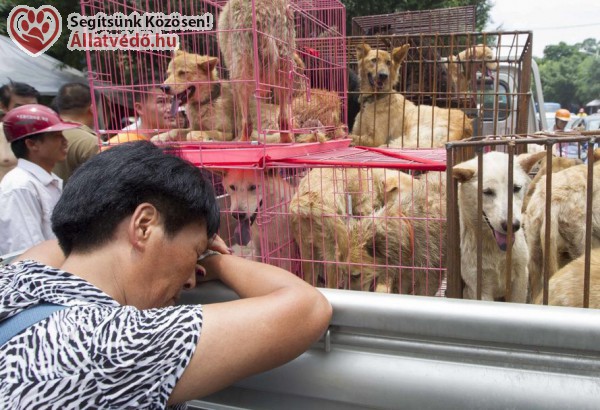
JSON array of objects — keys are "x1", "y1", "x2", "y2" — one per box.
[
  {"x1": 452, "y1": 164, "x2": 476, "y2": 183},
  {"x1": 356, "y1": 43, "x2": 371, "y2": 60},
  {"x1": 174, "y1": 49, "x2": 185, "y2": 57},
  {"x1": 593, "y1": 148, "x2": 600, "y2": 163},
  {"x1": 517, "y1": 151, "x2": 547, "y2": 174},
  {"x1": 392, "y1": 44, "x2": 410, "y2": 65},
  {"x1": 199, "y1": 57, "x2": 219, "y2": 72}
]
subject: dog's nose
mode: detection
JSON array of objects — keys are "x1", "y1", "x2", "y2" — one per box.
[
  {"x1": 160, "y1": 85, "x2": 171, "y2": 94},
  {"x1": 377, "y1": 72, "x2": 388, "y2": 81},
  {"x1": 502, "y1": 220, "x2": 521, "y2": 233},
  {"x1": 230, "y1": 211, "x2": 248, "y2": 221}
]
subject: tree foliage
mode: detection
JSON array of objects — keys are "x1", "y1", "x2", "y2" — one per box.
[{"x1": 537, "y1": 39, "x2": 600, "y2": 111}]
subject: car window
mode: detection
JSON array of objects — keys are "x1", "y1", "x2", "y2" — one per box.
[{"x1": 482, "y1": 80, "x2": 510, "y2": 121}]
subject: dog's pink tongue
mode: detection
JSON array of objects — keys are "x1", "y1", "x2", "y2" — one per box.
[
  {"x1": 233, "y1": 219, "x2": 252, "y2": 246},
  {"x1": 493, "y1": 230, "x2": 515, "y2": 252}
]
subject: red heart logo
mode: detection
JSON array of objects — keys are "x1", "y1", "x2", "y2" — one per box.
[{"x1": 7, "y1": 5, "x2": 62, "y2": 57}]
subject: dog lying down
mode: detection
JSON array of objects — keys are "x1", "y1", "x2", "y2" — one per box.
[
  {"x1": 351, "y1": 43, "x2": 473, "y2": 148},
  {"x1": 158, "y1": 49, "x2": 345, "y2": 144}
]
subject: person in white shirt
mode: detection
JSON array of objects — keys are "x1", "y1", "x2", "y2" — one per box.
[
  {"x1": 0, "y1": 104, "x2": 79, "y2": 255},
  {"x1": 0, "y1": 81, "x2": 41, "y2": 182}
]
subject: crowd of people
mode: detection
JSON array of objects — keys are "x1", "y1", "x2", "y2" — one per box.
[{"x1": 0, "y1": 81, "x2": 332, "y2": 408}]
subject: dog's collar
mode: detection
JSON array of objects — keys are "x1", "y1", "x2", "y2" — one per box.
[{"x1": 197, "y1": 82, "x2": 221, "y2": 107}]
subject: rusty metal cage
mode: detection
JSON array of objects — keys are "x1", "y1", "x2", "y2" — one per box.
[
  {"x1": 351, "y1": 6, "x2": 476, "y2": 36},
  {"x1": 344, "y1": 31, "x2": 534, "y2": 149},
  {"x1": 446, "y1": 131, "x2": 600, "y2": 308}
]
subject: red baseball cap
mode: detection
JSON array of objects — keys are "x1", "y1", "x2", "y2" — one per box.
[{"x1": 3, "y1": 104, "x2": 80, "y2": 143}]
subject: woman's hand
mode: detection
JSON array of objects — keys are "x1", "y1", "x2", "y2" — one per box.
[{"x1": 196, "y1": 235, "x2": 232, "y2": 283}]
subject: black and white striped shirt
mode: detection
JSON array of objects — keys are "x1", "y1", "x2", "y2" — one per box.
[{"x1": 0, "y1": 261, "x2": 203, "y2": 409}]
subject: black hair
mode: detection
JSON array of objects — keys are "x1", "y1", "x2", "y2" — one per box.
[
  {"x1": 54, "y1": 83, "x2": 91, "y2": 114},
  {"x1": 10, "y1": 134, "x2": 44, "y2": 159},
  {"x1": 0, "y1": 81, "x2": 40, "y2": 108},
  {"x1": 52, "y1": 141, "x2": 220, "y2": 255}
]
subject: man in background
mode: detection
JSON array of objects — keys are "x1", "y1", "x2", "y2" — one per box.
[
  {"x1": 0, "y1": 104, "x2": 79, "y2": 255},
  {"x1": 0, "y1": 81, "x2": 40, "y2": 181},
  {"x1": 52, "y1": 83, "x2": 99, "y2": 183},
  {"x1": 107, "y1": 86, "x2": 181, "y2": 145}
]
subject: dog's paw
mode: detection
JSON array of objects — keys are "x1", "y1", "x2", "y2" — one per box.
[
  {"x1": 186, "y1": 131, "x2": 214, "y2": 141},
  {"x1": 151, "y1": 128, "x2": 189, "y2": 142}
]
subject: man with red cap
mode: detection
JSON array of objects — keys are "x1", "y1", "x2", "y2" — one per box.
[{"x1": 0, "y1": 104, "x2": 79, "y2": 255}]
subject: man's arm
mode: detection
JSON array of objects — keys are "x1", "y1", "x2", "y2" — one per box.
[{"x1": 168, "y1": 255, "x2": 332, "y2": 404}]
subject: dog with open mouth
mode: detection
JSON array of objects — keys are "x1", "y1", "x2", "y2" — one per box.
[
  {"x1": 161, "y1": 50, "x2": 234, "y2": 142},
  {"x1": 452, "y1": 151, "x2": 544, "y2": 302},
  {"x1": 222, "y1": 168, "x2": 296, "y2": 272}
]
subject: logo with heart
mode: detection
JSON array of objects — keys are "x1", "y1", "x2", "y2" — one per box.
[{"x1": 7, "y1": 5, "x2": 62, "y2": 57}]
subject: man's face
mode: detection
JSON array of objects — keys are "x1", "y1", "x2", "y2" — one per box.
[
  {"x1": 555, "y1": 119, "x2": 568, "y2": 131},
  {"x1": 30, "y1": 131, "x2": 68, "y2": 165},
  {"x1": 135, "y1": 89, "x2": 179, "y2": 131},
  {"x1": 7, "y1": 95, "x2": 38, "y2": 111}
]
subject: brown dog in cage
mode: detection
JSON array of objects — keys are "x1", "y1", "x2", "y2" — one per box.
[
  {"x1": 351, "y1": 43, "x2": 473, "y2": 148},
  {"x1": 453, "y1": 151, "x2": 544, "y2": 302},
  {"x1": 523, "y1": 150, "x2": 600, "y2": 301},
  {"x1": 161, "y1": 49, "x2": 342, "y2": 143},
  {"x1": 222, "y1": 168, "x2": 296, "y2": 272},
  {"x1": 289, "y1": 167, "x2": 401, "y2": 289},
  {"x1": 443, "y1": 44, "x2": 498, "y2": 93},
  {"x1": 340, "y1": 172, "x2": 446, "y2": 295},
  {"x1": 218, "y1": 0, "x2": 298, "y2": 143},
  {"x1": 162, "y1": 50, "x2": 234, "y2": 142},
  {"x1": 533, "y1": 247, "x2": 600, "y2": 308}
]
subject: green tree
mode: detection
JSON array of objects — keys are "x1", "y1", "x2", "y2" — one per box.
[{"x1": 537, "y1": 39, "x2": 600, "y2": 110}]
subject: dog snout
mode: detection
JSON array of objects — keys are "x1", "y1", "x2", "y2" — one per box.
[
  {"x1": 501, "y1": 220, "x2": 521, "y2": 233},
  {"x1": 230, "y1": 211, "x2": 248, "y2": 221},
  {"x1": 377, "y1": 72, "x2": 388, "y2": 82},
  {"x1": 160, "y1": 85, "x2": 171, "y2": 94}
]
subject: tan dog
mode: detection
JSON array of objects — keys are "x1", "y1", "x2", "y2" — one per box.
[
  {"x1": 289, "y1": 167, "x2": 401, "y2": 288},
  {"x1": 222, "y1": 168, "x2": 296, "y2": 272},
  {"x1": 522, "y1": 155, "x2": 583, "y2": 212},
  {"x1": 453, "y1": 151, "x2": 543, "y2": 302},
  {"x1": 218, "y1": 0, "x2": 298, "y2": 142},
  {"x1": 444, "y1": 44, "x2": 498, "y2": 93},
  {"x1": 351, "y1": 43, "x2": 473, "y2": 148},
  {"x1": 161, "y1": 50, "x2": 341, "y2": 143},
  {"x1": 533, "y1": 248, "x2": 600, "y2": 308},
  {"x1": 339, "y1": 172, "x2": 445, "y2": 295},
  {"x1": 162, "y1": 50, "x2": 233, "y2": 141},
  {"x1": 524, "y1": 152, "x2": 600, "y2": 301}
]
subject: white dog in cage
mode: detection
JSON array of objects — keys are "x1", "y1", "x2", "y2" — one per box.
[
  {"x1": 452, "y1": 151, "x2": 544, "y2": 302},
  {"x1": 222, "y1": 168, "x2": 296, "y2": 272}
]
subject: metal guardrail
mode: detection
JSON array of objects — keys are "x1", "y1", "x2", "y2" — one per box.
[{"x1": 181, "y1": 282, "x2": 600, "y2": 409}]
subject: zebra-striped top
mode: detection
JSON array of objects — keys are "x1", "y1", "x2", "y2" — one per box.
[{"x1": 0, "y1": 260, "x2": 203, "y2": 409}]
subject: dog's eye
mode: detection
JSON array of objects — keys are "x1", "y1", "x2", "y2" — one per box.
[
  {"x1": 483, "y1": 188, "x2": 495, "y2": 197},
  {"x1": 371, "y1": 58, "x2": 377, "y2": 64},
  {"x1": 249, "y1": 184, "x2": 257, "y2": 191},
  {"x1": 178, "y1": 70, "x2": 185, "y2": 76},
  {"x1": 386, "y1": 60, "x2": 391, "y2": 66},
  {"x1": 513, "y1": 185, "x2": 522, "y2": 193},
  {"x1": 228, "y1": 184, "x2": 236, "y2": 191}
]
